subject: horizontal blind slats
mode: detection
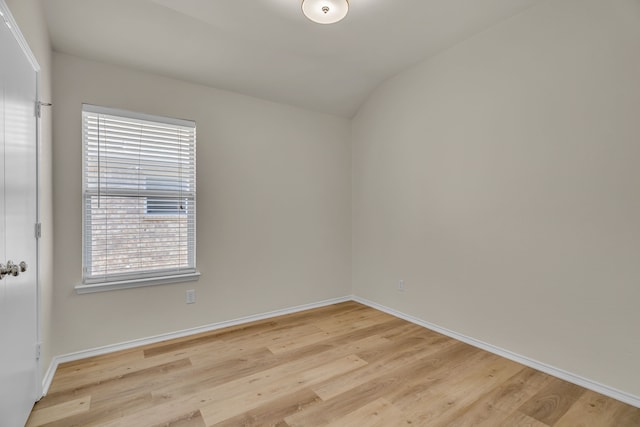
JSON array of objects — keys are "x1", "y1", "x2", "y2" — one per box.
[{"x1": 82, "y1": 106, "x2": 197, "y2": 284}]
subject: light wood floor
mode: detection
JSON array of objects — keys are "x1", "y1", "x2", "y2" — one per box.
[{"x1": 27, "y1": 301, "x2": 640, "y2": 426}]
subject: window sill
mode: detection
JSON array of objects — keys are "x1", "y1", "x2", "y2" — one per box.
[{"x1": 75, "y1": 271, "x2": 201, "y2": 294}]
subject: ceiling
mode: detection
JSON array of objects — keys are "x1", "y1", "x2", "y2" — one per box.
[{"x1": 42, "y1": 0, "x2": 539, "y2": 117}]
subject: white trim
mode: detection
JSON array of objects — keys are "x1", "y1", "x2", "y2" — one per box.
[
  {"x1": 41, "y1": 294, "x2": 640, "y2": 408},
  {"x1": 41, "y1": 295, "x2": 351, "y2": 394},
  {"x1": 75, "y1": 272, "x2": 201, "y2": 294},
  {"x1": 41, "y1": 357, "x2": 58, "y2": 397},
  {"x1": 0, "y1": 1, "x2": 40, "y2": 71},
  {"x1": 352, "y1": 295, "x2": 640, "y2": 409}
]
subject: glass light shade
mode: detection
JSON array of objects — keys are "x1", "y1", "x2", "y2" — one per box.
[{"x1": 302, "y1": 0, "x2": 349, "y2": 24}]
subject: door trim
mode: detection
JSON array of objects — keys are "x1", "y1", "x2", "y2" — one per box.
[{"x1": 0, "y1": 1, "x2": 40, "y2": 71}]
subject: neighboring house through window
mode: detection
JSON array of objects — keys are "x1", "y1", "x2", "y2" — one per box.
[
  {"x1": 145, "y1": 176, "x2": 189, "y2": 216},
  {"x1": 79, "y1": 104, "x2": 198, "y2": 292}
]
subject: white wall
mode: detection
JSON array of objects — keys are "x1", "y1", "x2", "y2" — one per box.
[
  {"x1": 6, "y1": 0, "x2": 54, "y2": 381},
  {"x1": 52, "y1": 53, "x2": 351, "y2": 355},
  {"x1": 352, "y1": 0, "x2": 640, "y2": 397},
  {"x1": 15, "y1": 0, "x2": 640, "y2": 403}
]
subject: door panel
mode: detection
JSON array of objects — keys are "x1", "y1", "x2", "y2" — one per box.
[{"x1": 0, "y1": 8, "x2": 39, "y2": 427}]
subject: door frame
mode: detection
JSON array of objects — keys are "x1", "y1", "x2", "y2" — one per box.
[{"x1": 0, "y1": 0, "x2": 42, "y2": 398}]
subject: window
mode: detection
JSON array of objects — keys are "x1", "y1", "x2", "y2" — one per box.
[{"x1": 79, "y1": 104, "x2": 198, "y2": 293}]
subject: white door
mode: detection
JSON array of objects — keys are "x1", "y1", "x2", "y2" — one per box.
[{"x1": 0, "y1": 4, "x2": 39, "y2": 426}]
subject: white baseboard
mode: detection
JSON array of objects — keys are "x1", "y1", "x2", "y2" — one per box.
[
  {"x1": 352, "y1": 295, "x2": 640, "y2": 409},
  {"x1": 42, "y1": 294, "x2": 640, "y2": 409},
  {"x1": 41, "y1": 295, "x2": 351, "y2": 395}
]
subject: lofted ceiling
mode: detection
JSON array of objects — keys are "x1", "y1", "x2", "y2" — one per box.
[{"x1": 42, "y1": 0, "x2": 539, "y2": 117}]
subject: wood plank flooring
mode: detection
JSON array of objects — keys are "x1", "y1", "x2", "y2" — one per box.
[{"x1": 26, "y1": 302, "x2": 640, "y2": 426}]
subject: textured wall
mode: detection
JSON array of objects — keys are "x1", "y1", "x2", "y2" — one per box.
[
  {"x1": 352, "y1": 0, "x2": 640, "y2": 397},
  {"x1": 52, "y1": 53, "x2": 352, "y2": 355}
]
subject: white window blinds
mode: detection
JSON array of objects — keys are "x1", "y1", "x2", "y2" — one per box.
[{"x1": 82, "y1": 104, "x2": 196, "y2": 286}]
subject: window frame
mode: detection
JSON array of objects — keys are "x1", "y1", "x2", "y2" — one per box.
[{"x1": 76, "y1": 104, "x2": 199, "y2": 294}]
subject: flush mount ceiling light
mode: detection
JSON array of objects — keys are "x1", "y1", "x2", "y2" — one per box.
[{"x1": 302, "y1": 0, "x2": 349, "y2": 24}]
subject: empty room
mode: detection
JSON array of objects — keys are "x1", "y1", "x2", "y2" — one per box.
[{"x1": 0, "y1": 0, "x2": 639, "y2": 425}]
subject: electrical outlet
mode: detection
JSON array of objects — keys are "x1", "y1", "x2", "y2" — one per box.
[
  {"x1": 398, "y1": 280, "x2": 405, "y2": 292},
  {"x1": 186, "y1": 289, "x2": 196, "y2": 304}
]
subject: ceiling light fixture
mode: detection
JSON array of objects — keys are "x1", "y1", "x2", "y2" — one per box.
[{"x1": 302, "y1": 0, "x2": 349, "y2": 25}]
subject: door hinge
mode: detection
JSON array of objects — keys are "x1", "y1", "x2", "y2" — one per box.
[
  {"x1": 36, "y1": 101, "x2": 52, "y2": 118},
  {"x1": 35, "y1": 223, "x2": 42, "y2": 239},
  {"x1": 35, "y1": 343, "x2": 41, "y2": 361}
]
